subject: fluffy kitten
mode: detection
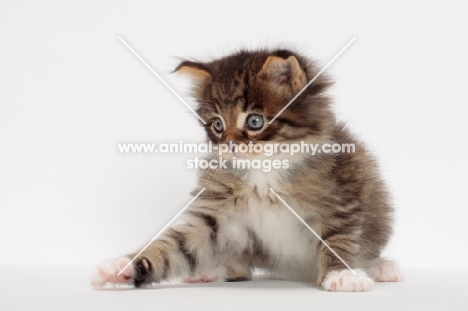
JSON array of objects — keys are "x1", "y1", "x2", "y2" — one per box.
[{"x1": 91, "y1": 49, "x2": 402, "y2": 291}]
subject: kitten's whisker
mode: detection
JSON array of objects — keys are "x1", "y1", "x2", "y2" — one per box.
[
  {"x1": 268, "y1": 37, "x2": 356, "y2": 124},
  {"x1": 268, "y1": 188, "x2": 357, "y2": 276}
]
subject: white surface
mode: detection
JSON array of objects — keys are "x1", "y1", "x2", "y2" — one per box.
[
  {"x1": 0, "y1": 266, "x2": 466, "y2": 311},
  {"x1": 1, "y1": 0, "x2": 468, "y2": 268}
]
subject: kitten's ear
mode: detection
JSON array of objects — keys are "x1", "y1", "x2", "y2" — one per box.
[
  {"x1": 174, "y1": 61, "x2": 211, "y2": 85},
  {"x1": 259, "y1": 55, "x2": 307, "y2": 94}
]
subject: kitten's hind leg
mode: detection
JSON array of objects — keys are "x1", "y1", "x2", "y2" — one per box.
[
  {"x1": 183, "y1": 265, "x2": 226, "y2": 283},
  {"x1": 365, "y1": 259, "x2": 403, "y2": 282}
]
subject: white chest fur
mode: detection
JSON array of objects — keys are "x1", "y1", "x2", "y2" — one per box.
[
  {"x1": 243, "y1": 169, "x2": 319, "y2": 280},
  {"x1": 248, "y1": 196, "x2": 313, "y2": 256},
  {"x1": 239, "y1": 170, "x2": 319, "y2": 280},
  {"x1": 246, "y1": 168, "x2": 282, "y2": 198},
  {"x1": 246, "y1": 194, "x2": 318, "y2": 280}
]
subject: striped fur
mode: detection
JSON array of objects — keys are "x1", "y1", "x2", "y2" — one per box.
[{"x1": 92, "y1": 49, "x2": 399, "y2": 291}]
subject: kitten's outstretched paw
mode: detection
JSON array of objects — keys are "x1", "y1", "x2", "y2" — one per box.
[
  {"x1": 321, "y1": 269, "x2": 374, "y2": 292},
  {"x1": 91, "y1": 257, "x2": 134, "y2": 288},
  {"x1": 366, "y1": 260, "x2": 403, "y2": 282}
]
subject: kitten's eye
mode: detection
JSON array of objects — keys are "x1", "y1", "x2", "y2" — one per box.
[
  {"x1": 212, "y1": 118, "x2": 224, "y2": 133},
  {"x1": 247, "y1": 114, "x2": 264, "y2": 130}
]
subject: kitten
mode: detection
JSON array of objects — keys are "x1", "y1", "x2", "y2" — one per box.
[{"x1": 91, "y1": 49, "x2": 402, "y2": 291}]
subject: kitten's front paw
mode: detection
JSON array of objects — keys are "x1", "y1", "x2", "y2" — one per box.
[
  {"x1": 321, "y1": 269, "x2": 374, "y2": 292},
  {"x1": 91, "y1": 257, "x2": 134, "y2": 288}
]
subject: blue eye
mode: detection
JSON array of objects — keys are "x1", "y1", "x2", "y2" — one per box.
[
  {"x1": 247, "y1": 114, "x2": 264, "y2": 130},
  {"x1": 213, "y1": 118, "x2": 224, "y2": 133}
]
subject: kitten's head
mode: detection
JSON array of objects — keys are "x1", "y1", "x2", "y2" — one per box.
[{"x1": 176, "y1": 49, "x2": 334, "y2": 158}]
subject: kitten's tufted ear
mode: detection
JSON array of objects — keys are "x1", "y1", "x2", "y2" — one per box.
[
  {"x1": 174, "y1": 60, "x2": 211, "y2": 85},
  {"x1": 259, "y1": 55, "x2": 307, "y2": 94}
]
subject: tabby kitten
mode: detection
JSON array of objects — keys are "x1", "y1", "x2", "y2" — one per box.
[{"x1": 91, "y1": 48, "x2": 402, "y2": 291}]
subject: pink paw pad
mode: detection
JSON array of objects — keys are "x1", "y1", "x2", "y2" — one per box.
[
  {"x1": 321, "y1": 269, "x2": 374, "y2": 292},
  {"x1": 91, "y1": 257, "x2": 134, "y2": 288}
]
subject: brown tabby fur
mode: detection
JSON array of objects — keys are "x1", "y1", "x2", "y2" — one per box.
[{"x1": 123, "y1": 48, "x2": 393, "y2": 288}]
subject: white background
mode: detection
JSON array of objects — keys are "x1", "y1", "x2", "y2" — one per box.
[{"x1": 1, "y1": 0, "x2": 467, "y2": 269}]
